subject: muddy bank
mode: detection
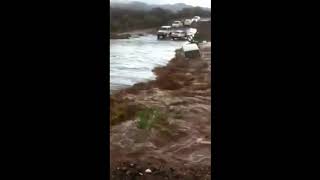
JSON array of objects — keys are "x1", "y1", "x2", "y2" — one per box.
[{"x1": 110, "y1": 42, "x2": 211, "y2": 179}]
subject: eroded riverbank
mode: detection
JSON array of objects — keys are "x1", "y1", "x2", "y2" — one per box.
[{"x1": 110, "y1": 42, "x2": 211, "y2": 179}]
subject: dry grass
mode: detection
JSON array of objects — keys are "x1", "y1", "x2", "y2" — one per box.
[{"x1": 110, "y1": 96, "x2": 142, "y2": 126}]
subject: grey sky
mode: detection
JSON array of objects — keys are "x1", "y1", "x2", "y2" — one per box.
[{"x1": 110, "y1": 0, "x2": 211, "y2": 8}]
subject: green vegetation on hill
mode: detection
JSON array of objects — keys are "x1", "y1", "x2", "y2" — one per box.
[{"x1": 110, "y1": 7, "x2": 211, "y2": 33}]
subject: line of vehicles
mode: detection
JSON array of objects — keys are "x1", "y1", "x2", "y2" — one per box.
[{"x1": 157, "y1": 16, "x2": 200, "y2": 40}]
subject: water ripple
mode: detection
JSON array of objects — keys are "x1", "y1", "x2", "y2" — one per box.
[{"x1": 110, "y1": 35, "x2": 186, "y2": 92}]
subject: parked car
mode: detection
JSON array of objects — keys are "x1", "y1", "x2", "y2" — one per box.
[
  {"x1": 171, "y1": 29, "x2": 187, "y2": 40},
  {"x1": 186, "y1": 28, "x2": 197, "y2": 39},
  {"x1": 185, "y1": 28, "x2": 197, "y2": 37},
  {"x1": 172, "y1": 21, "x2": 183, "y2": 28},
  {"x1": 192, "y1": 16, "x2": 201, "y2": 22},
  {"x1": 184, "y1": 19, "x2": 193, "y2": 26},
  {"x1": 157, "y1": 26, "x2": 172, "y2": 39}
]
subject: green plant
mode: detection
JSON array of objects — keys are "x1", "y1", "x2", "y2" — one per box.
[{"x1": 137, "y1": 108, "x2": 166, "y2": 130}]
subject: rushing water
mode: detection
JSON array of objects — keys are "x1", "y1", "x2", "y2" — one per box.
[{"x1": 110, "y1": 35, "x2": 187, "y2": 92}]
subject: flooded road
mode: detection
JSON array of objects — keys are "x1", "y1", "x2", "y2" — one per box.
[{"x1": 110, "y1": 35, "x2": 187, "y2": 92}]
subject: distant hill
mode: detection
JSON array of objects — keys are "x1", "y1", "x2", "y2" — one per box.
[
  {"x1": 110, "y1": 1, "x2": 211, "y2": 12},
  {"x1": 111, "y1": 1, "x2": 150, "y2": 11}
]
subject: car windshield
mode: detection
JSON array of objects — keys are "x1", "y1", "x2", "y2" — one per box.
[{"x1": 160, "y1": 27, "x2": 169, "y2": 30}]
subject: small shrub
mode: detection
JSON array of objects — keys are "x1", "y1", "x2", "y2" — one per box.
[
  {"x1": 110, "y1": 98, "x2": 142, "y2": 126},
  {"x1": 137, "y1": 108, "x2": 167, "y2": 130}
]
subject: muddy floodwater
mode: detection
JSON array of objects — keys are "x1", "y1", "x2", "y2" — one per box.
[{"x1": 110, "y1": 35, "x2": 187, "y2": 93}]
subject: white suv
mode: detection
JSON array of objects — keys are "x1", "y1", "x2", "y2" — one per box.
[
  {"x1": 171, "y1": 30, "x2": 187, "y2": 40},
  {"x1": 157, "y1": 26, "x2": 172, "y2": 39},
  {"x1": 172, "y1": 21, "x2": 183, "y2": 28},
  {"x1": 192, "y1": 16, "x2": 201, "y2": 22},
  {"x1": 184, "y1": 19, "x2": 193, "y2": 26}
]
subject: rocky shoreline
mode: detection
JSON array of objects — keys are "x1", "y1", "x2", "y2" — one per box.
[{"x1": 110, "y1": 42, "x2": 211, "y2": 179}]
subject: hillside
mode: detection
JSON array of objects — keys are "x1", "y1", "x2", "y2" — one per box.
[{"x1": 110, "y1": 1, "x2": 211, "y2": 12}]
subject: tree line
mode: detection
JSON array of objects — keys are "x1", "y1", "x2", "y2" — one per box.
[{"x1": 110, "y1": 7, "x2": 211, "y2": 33}]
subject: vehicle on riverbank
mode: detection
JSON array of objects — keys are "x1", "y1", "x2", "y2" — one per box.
[
  {"x1": 172, "y1": 21, "x2": 183, "y2": 28},
  {"x1": 186, "y1": 28, "x2": 197, "y2": 37},
  {"x1": 171, "y1": 29, "x2": 187, "y2": 40},
  {"x1": 184, "y1": 19, "x2": 193, "y2": 26},
  {"x1": 192, "y1": 16, "x2": 201, "y2": 22},
  {"x1": 157, "y1": 26, "x2": 172, "y2": 40}
]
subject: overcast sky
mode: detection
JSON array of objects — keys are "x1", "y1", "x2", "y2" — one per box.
[{"x1": 110, "y1": 0, "x2": 211, "y2": 8}]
